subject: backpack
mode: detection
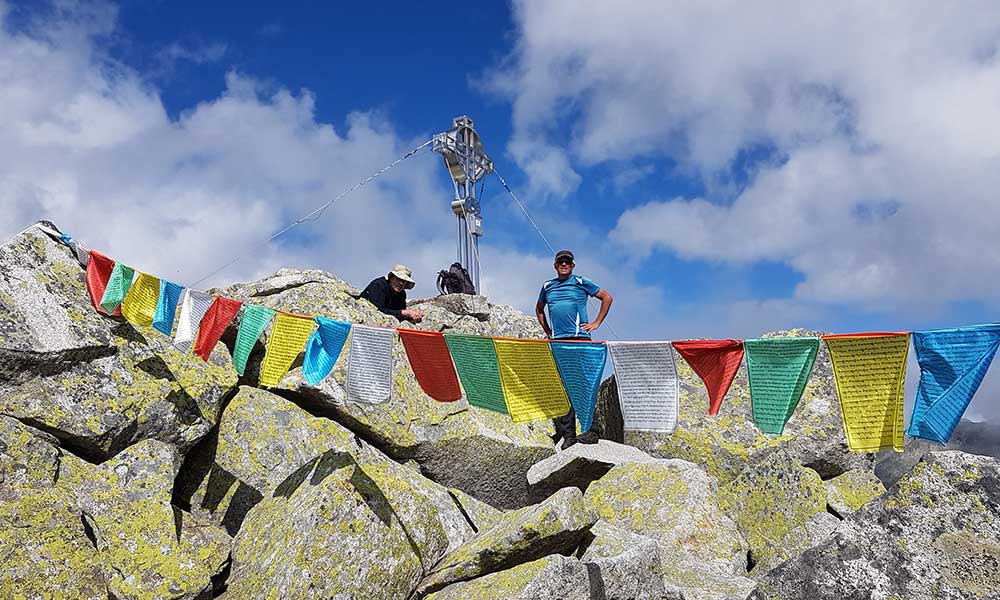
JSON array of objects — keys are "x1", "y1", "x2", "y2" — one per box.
[{"x1": 437, "y1": 262, "x2": 476, "y2": 295}]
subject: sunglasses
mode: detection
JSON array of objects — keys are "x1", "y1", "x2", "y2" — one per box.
[{"x1": 555, "y1": 259, "x2": 574, "y2": 265}]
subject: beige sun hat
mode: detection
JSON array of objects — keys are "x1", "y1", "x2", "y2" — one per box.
[{"x1": 387, "y1": 264, "x2": 415, "y2": 289}]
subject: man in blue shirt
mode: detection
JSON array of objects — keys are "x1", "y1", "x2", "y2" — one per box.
[{"x1": 536, "y1": 249, "x2": 614, "y2": 449}]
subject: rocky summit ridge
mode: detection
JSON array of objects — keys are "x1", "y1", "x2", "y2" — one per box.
[{"x1": 1, "y1": 224, "x2": 998, "y2": 599}]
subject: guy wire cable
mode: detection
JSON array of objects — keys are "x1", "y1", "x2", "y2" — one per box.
[{"x1": 189, "y1": 138, "x2": 434, "y2": 288}]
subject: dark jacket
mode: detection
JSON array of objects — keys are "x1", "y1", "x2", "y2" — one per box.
[{"x1": 360, "y1": 277, "x2": 410, "y2": 321}]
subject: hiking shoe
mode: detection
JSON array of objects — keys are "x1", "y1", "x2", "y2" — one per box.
[
  {"x1": 577, "y1": 430, "x2": 599, "y2": 444},
  {"x1": 561, "y1": 437, "x2": 578, "y2": 450}
]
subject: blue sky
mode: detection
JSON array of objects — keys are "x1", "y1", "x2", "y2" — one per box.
[{"x1": 3, "y1": 1, "x2": 1000, "y2": 417}]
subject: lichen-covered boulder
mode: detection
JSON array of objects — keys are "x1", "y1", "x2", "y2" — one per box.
[
  {"x1": 424, "y1": 555, "x2": 592, "y2": 600},
  {"x1": 221, "y1": 269, "x2": 555, "y2": 508},
  {"x1": 578, "y1": 519, "x2": 665, "y2": 600},
  {"x1": 176, "y1": 385, "x2": 478, "y2": 565},
  {"x1": 597, "y1": 330, "x2": 873, "y2": 483},
  {"x1": 527, "y1": 439, "x2": 655, "y2": 503},
  {"x1": 0, "y1": 414, "x2": 61, "y2": 488},
  {"x1": 448, "y1": 486, "x2": 504, "y2": 532},
  {"x1": 751, "y1": 451, "x2": 1000, "y2": 599},
  {"x1": 823, "y1": 468, "x2": 886, "y2": 517},
  {"x1": 584, "y1": 459, "x2": 755, "y2": 600},
  {"x1": 57, "y1": 440, "x2": 231, "y2": 599},
  {"x1": 718, "y1": 449, "x2": 831, "y2": 575},
  {"x1": 0, "y1": 419, "x2": 106, "y2": 599},
  {"x1": 0, "y1": 226, "x2": 237, "y2": 461},
  {"x1": 175, "y1": 385, "x2": 357, "y2": 534},
  {"x1": 226, "y1": 451, "x2": 425, "y2": 600},
  {"x1": 416, "y1": 487, "x2": 597, "y2": 596}
]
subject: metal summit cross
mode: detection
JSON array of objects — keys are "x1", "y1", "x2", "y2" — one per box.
[{"x1": 433, "y1": 116, "x2": 494, "y2": 294}]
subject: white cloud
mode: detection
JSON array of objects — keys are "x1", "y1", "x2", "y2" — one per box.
[
  {"x1": 494, "y1": 1, "x2": 1000, "y2": 310},
  {"x1": 0, "y1": 4, "x2": 455, "y2": 300}
]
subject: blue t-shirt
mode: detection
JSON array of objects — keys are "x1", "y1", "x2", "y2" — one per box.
[{"x1": 538, "y1": 275, "x2": 602, "y2": 339}]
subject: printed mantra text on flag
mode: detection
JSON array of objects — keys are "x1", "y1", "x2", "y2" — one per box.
[
  {"x1": 671, "y1": 339, "x2": 744, "y2": 416},
  {"x1": 909, "y1": 324, "x2": 1000, "y2": 444},
  {"x1": 823, "y1": 333, "x2": 909, "y2": 452},
  {"x1": 259, "y1": 312, "x2": 316, "y2": 387},
  {"x1": 607, "y1": 341, "x2": 679, "y2": 433},
  {"x1": 494, "y1": 338, "x2": 571, "y2": 423},
  {"x1": 743, "y1": 337, "x2": 819, "y2": 435},
  {"x1": 549, "y1": 340, "x2": 607, "y2": 433},
  {"x1": 444, "y1": 334, "x2": 508, "y2": 414},
  {"x1": 347, "y1": 325, "x2": 394, "y2": 404},
  {"x1": 399, "y1": 329, "x2": 462, "y2": 402},
  {"x1": 302, "y1": 317, "x2": 351, "y2": 386}
]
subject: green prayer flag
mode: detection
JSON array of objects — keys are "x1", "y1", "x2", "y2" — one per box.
[
  {"x1": 444, "y1": 333, "x2": 507, "y2": 414},
  {"x1": 233, "y1": 305, "x2": 276, "y2": 376},
  {"x1": 743, "y1": 337, "x2": 819, "y2": 435},
  {"x1": 99, "y1": 262, "x2": 135, "y2": 314}
]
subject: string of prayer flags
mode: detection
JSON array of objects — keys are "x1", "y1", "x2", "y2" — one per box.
[
  {"x1": 233, "y1": 305, "x2": 275, "y2": 376},
  {"x1": 193, "y1": 297, "x2": 243, "y2": 361},
  {"x1": 120, "y1": 272, "x2": 161, "y2": 327},
  {"x1": 607, "y1": 341, "x2": 679, "y2": 433},
  {"x1": 494, "y1": 339, "x2": 571, "y2": 423},
  {"x1": 85, "y1": 250, "x2": 120, "y2": 316},
  {"x1": 743, "y1": 337, "x2": 819, "y2": 435},
  {"x1": 398, "y1": 329, "x2": 462, "y2": 402},
  {"x1": 671, "y1": 339, "x2": 744, "y2": 416},
  {"x1": 823, "y1": 333, "x2": 909, "y2": 452},
  {"x1": 173, "y1": 289, "x2": 214, "y2": 353},
  {"x1": 152, "y1": 280, "x2": 184, "y2": 335},
  {"x1": 259, "y1": 312, "x2": 316, "y2": 387},
  {"x1": 549, "y1": 340, "x2": 608, "y2": 433},
  {"x1": 444, "y1": 333, "x2": 508, "y2": 414},
  {"x1": 99, "y1": 262, "x2": 135, "y2": 315},
  {"x1": 907, "y1": 325, "x2": 1000, "y2": 444},
  {"x1": 347, "y1": 325, "x2": 394, "y2": 404},
  {"x1": 302, "y1": 317, "x2": 351, "y2": 386}
]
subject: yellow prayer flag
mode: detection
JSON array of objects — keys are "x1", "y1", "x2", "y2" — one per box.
[
  {"x1": 823, "y1": 333, "x2": 910, "y2": 452},
  {"x1": 120, "y1": 272, "x2": 161, "y2": 327},
  {"x1": 259, "y1": 312, "x2": 316, "y2": 387},
  {"x1": 494, "y1": 339, "x2": 571, "y2": 423}
]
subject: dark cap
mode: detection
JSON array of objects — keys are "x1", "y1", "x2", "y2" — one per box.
[{"x1": 554, "y1": 249, "x2": 574, "y2": 262}]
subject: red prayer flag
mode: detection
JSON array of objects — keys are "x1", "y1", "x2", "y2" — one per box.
[
  {"x1": 399, "y1": 328, "x2": 463, "y2": 402},
  {"x1": 672, "y1": 339, "x2": 745, "y2": 416},
  {"x1": 86, "y1": 250, "x2": 121, "y2": 316},
  {"x1": 193, "y1": 297, "x2": 243, "y2": 361}
]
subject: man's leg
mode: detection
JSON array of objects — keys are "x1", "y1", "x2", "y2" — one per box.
[{"x1": 554, "y1": 406, "x2": 578, "y2": 449}]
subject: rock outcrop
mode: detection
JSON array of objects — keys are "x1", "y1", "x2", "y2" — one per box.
[
  {"x1": 0, "y1": 228, "x2": 237, "y2": 461},
  {"x1": 718, "y1": 449, "x2": 833, "y2": 575},
  {"x1": 578, "y1": 519, "x2": 666, "y2": 600},
  {"x1": 584, "y1": 459, "x2": 756, "y2": 600},
  {"x1": 823, "y1": 468, "x2": 886, "y2": 517},
  {"x1": 424, "y1": 554, "x2": 593, "y2": 600},
  {"x1": 416, "y1": 486, "x2": 597, "y2": 596},
  {"x1": 526, "y1": 439, "x2": 656, "y2": 503},
  {"x1": 751, "y1": 451, "x2": 1000, "y2": 599},
  {"x1": 221, "y1": 269, "x2": 555, "y2": 508}
]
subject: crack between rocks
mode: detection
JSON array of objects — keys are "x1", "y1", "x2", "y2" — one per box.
[{"x1": 7, "y1": 414, "x2": 106, "y2": 464}]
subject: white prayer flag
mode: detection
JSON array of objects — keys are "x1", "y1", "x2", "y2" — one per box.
[
  {"x1": 173, "y1": 289, "x2": 213, "y2": 353},
  {"x1": 347, "y1": 325, "x2": 394, "y2": 404},
  {"x1": 608, "y1": 341, "x2": 679, "y2": 433}
]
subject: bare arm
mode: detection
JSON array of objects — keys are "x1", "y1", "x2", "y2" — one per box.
[
  {"x1": 581, "y1": 289, "x2": 613, "y2": 332},
  {"x1": 535, "y1": 301, "x2": 552, "y2": 338}
]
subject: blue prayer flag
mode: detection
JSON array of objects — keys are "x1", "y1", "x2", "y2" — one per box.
[
  {"x1": 303, "y1": 317, "x2": 352, "y2": 386},
  {"x1": 152, "y1": 280, "x2": 184, "y2": 336},
  {"x1": 908, "y1": 324, "x2": 1000, "y2": 444},
  {"x1": 550, "y1": 340, "x2": 608, "y2": 433}
]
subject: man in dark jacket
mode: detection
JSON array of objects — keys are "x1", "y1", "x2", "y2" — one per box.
[{"x1": 360, "y1": 264, "x2": 424, "y2": 323}]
